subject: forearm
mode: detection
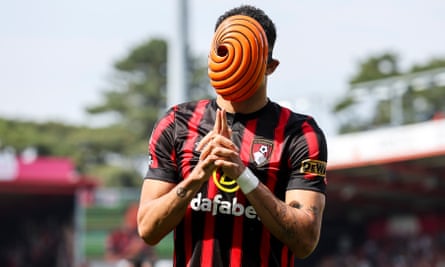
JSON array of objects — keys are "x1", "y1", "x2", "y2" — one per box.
[
  {"x1": 137, "y1": 178, "x2": 204, "y2": 245},
  {"x1": 245, "y1": 183, "x2": 323, "y2": 258}
]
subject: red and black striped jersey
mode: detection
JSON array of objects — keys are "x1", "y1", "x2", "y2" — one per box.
[{"x1": 145, "y1": 99, "x2": 328, "y2": 267}]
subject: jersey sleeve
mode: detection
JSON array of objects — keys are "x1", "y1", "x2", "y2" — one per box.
[
  {"x1": 144, "y1": 107, "x2": 180, "y2": 184},
  {"x1": 287, "y1": 117, "x2": 328, "y2": 194}
]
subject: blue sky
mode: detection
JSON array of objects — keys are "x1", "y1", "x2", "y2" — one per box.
[{"x1": 1, "y1": 0, "x2": 444, "y2": 136}]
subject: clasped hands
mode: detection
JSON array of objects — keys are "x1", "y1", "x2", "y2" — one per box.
[{"x1": 195, "y1": 109, "x2": 245, "y2": 181}]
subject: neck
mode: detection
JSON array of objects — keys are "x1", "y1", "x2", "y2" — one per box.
[{"x1": 216, "y1": 87, "x2": 268, "y2": 114}]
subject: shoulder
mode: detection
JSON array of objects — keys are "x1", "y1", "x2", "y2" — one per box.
[
  {"x1": 155, "y1": 99, "x2": 213, "y2": 126},
  {"x1": 172, "y1": 99, "x2": 213, "y2": 113},
  {"x1": 269, "y1": 100, "x2": 325, "y2": 134}
]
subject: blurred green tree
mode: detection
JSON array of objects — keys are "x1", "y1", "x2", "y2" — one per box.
[
  {"x1": 0, "y1": 38, "x2": 210, "y2": 187},
  {"x1": 333, "y1": 52, "x2": 445, "y2": 134},
  {"x1": 84, "y1": 38, "x2": 211, "y2": 186}
]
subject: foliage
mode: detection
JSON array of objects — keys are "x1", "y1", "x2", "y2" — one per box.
[
  {"x1": 1, "y1": 38, "x2": 210, "y2": 187},
  {"x1": 0, "y1": 118, "x2": 139, "y2": 186},
  {"x1": 334, "y1": 52, "x2": 445, "y2": 134},
  {"x1": 349, "y1": 52, "x2": 401, "y2": 84},
  {"x1": 410, "y1": 58, "x2": 445, "y2": 72},
  {"x1": 0, "y1": 119, "x2": 66, "y2": 159},
  {"x1": 87, "y1": 39, "x2": 168, "y2": 141}
]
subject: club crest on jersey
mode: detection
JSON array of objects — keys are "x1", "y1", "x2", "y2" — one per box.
[
  {"x1": 250, "y1": 139, "x2": 273, "y2": 167},
  {"x1": 212, "y1": 168, "x2": 239, "y2": 193}
]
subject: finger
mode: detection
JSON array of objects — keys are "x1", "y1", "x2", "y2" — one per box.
[
  {"x1": 214, "y1": 159, "x2": 239, "y2": 169},
  {"x1": 197, "y1": 109, "x2": 224, "y2": 152},
  {"x1": 196, "y1": 131, "x2": 214, "y2": 152},
  {"x1": 213, "y1": 135, "x2": 239, "y2": 152},
  {"x1": 211, "y1": 146, "x2": 239, "y2": 159},
  {"x1": 200, "y1": 137, "x2": 237, "y2": 161},
  {"x1": 214, "y1": 109, "x2": 221, "y2": 134},
  {"x1": 220, "y1": 109, "x2": 231, "y2": 138},
  {"x1": 199, "y1": 138, "x2": 215, "y2": 160},
  {"x1": 200, "y1": 154, "x2": 217, "y2": 171},
  {"x1": 228, "y1": 128, "x2": 233, "y2": 139}
]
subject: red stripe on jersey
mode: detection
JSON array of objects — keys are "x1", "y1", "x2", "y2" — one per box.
[
  {"x1": 240, "y1": 119, "x2": 257, "y2": 166},
  {"x1": 281, "y1": 247, "x2": 288, "y2": 266},
  {"x1": 181, "y1": 100, "x2": 209, "y2": 179},
  {"x1": 190, "y1": 100, "x2": 214, "y2": 267},
  {"x1": 229, "y1": 118, "x2": 258, "y2": 267},
  {"x1": 261, "y1": 107, "x2": 291, "y2": 266},
  {"x1": 149, "y1": 108, "x2": 176, "y2": 168},
  {"x1": 230, "y1": 191, "x2": 247, "y2": 267},
  {"x1": 277, "y1": 108, "x2": 291, "y2": 266},
  {"x1": 302, "y1": 120, "x2": 320, "y2": 180},
  {"x1": 268, "y1": 107, "x2": 290, "y2": 179},
  {"x1": 180, "y1": 100, "x2": 209, "y2": 267},
  {"x1": 302, "y1": 120, "x2": 319, "y2": 159},
  {"x1": 201, "y1": 179, "x2": 218, "y2": 266}
]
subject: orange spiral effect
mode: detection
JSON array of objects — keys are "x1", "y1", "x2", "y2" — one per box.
[{"x1": 208, "y1": 15, "x2": 269, "y2": 102}]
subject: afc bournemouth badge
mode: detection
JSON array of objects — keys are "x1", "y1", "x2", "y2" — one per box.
[{"x1": 250, "y1": 139, "x2": 273, "y2": 167}]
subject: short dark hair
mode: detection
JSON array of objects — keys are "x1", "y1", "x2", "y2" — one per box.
[{"x1": 215, "y1": 5, "x2": 277, "y2": 61}]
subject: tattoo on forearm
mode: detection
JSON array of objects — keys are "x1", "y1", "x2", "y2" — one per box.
[
  {"x1": 289, "y1": 201, "x2": 301, "y2": 209},
  {"x1": 307, "y1": 205, "x2": 320, "y2": 216},
  {"x1": 277, "y1": 201, "x2": 321, "y2": 242},
  {"x1": 176, "y1": 187, "x2": 186, "y2": 198},
  {"x1": 277, "y1": 203, "x2": 298, "y2": 240},
  {"x1": 289, "y1": 201, "x2": 319, "y2": 217}
]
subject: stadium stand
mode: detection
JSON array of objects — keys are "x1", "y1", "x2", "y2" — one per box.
[
  {"x1": 298, "y1": 118, "x2": 445, "y2": 267},
  {"x1": 0, "y1": 156, "x2": 96, "y2": 267}
]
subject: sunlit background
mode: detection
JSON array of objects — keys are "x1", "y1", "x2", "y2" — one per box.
[
  {"x1": 1, "y1": 0, "x2": 445, "y2": 266},
  {"x1": 2, "y1": 0, "x2": 445, "y2": 134}
]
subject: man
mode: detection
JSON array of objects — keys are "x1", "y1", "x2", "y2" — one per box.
[{"x1": 137, "y1": 5, "x2": 328, "y2": 267}]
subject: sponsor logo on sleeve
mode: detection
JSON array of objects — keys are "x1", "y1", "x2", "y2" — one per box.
[{"x1": 300, "y1": 159, "x2": 327, "y2": 177}]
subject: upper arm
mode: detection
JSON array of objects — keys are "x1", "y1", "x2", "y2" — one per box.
[
  {"x1": 285, "y1": 189, "x2": 326, "y2": 238},
  {"x1": 137, "y1": 178, "x2": 178, "y2": 244},
  {"x1": 285, "y1": 189, "x2": 326, "y2": 217},
  {"x1": 284, "y1": 189, "x2": 325, "y2": 258},
  {"x1": 139, "y1": 178, "x2": 176, "y2": 204}
]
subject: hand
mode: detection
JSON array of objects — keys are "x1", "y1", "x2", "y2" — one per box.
[
  {"x1": 188, "y1": 153, "x2": 218, "y2": 184},
  {"x1": 197, "y1": 109, "x2": 245, "y2": 179},
  {"x1": 188, "y1": 109, "x2": 226, "y2": 183}
]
